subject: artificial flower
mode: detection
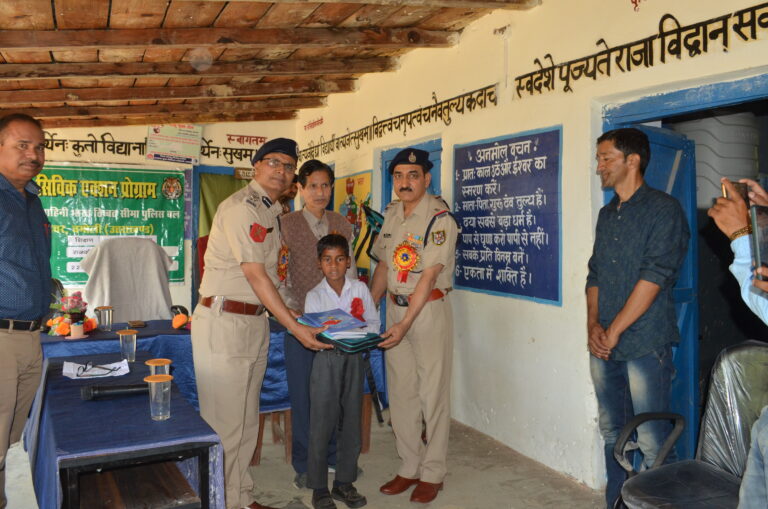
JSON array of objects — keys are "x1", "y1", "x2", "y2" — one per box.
[
  {"x1": 54, "y1": 322, "x2": 70, "y2": 336},
  {"x1": 83, "y1": 318, "x2": 97, "y2": 333},
  {"x1": 350, "y1": 297, "x2": 364, "y2": 321}
]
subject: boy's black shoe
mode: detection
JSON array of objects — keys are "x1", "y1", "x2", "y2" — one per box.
[
  {"x1": 331, "y1": 483, "x2": 367, "y2": 508},
  {"x1": 312, "y1": 489, "x2": 337, "y2": 509}
]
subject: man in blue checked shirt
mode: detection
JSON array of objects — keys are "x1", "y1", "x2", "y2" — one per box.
[
  {"x1": 586, "y1": 128, "x2": 690, "y2": 509},
  {"x1": 0, "y1": 113, "x2": 50, "y2": 509}
]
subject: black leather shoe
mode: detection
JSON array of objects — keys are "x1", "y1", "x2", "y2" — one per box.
[
  {"x1": 332, "y1": 483, "x2": 367, "y2": 508},
  {"x1": 312, "y1": 489, "x2": 337, "y2": 509}
]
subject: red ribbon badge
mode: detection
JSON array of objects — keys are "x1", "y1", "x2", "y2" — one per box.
[
  {"x1": 350, "y1": 297, "x2": 364, "y2": 321},
  {"x1": 250, "y1": 223, "x2": 267, "y2": 243},
  {"x1": 393, "y1": 243, "x2": 419, "y2": 283},
  {"x1": 277, "y1": 244, "x2": 289, "y2": 281}
]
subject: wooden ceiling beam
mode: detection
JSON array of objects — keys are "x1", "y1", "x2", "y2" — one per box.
[
  {"x1": 0, "y1": 57, "x2": 396, "y2": 80},
  {"x1": 0, "y1": 79, "x2": 355, "y2": 105},
  {"x1": 0, "y1": 27, "x2": 457, "y2": 51},
  {"x1": 10, "y1": 97, "x2": 325, "y2": 119},
  {"x1": 190, "y1": 0, "x2": 541, "y2": 9},
  {"x1": 41, "y1": 111, "x2": 297, "y2": 128}
]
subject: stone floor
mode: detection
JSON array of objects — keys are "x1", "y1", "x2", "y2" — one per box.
[{"x1": 5, "y1": 410, "x2": 603, "y2": 508}]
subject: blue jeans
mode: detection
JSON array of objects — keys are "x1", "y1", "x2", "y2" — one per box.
[
  {"x1": 590, "y1": 344, "x2": 676, "y2": 508},
  {"x1": 739, "y1": 406, "x2": 768, "y2": 508}
]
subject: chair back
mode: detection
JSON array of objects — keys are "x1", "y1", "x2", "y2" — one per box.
[
  {"x1": 697, "y1": 340, "x2": 768, "y2": 477},
  {"x1": 81, "y1": 237, "x2": 173, "y2": 323}
]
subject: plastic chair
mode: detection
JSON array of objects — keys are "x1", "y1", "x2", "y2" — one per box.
[
  {"x1": 614, "y1": 340, "x2": 768, "y2": 508},
  {"x1": 81, "y1": 237, "x2": 173, "y2": 323}
]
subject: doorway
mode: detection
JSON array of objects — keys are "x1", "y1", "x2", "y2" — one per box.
[{"x1": 603, "y1": 72, "x2": 768, "y2": 459}]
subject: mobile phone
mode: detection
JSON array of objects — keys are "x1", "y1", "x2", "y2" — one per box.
[
  {"x1": 127, "y1": 320, "x2": 146, "y2": 328},
  {"x1": 750, "y1": 205, "x2": 768, "y2": 281},
  {"x1": 722, "y1": 180, "x2": 750, "y2": 203}
]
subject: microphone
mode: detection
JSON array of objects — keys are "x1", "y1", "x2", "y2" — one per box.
[{"x1": 80, "y1": 383, "x2": 149, "y2": 401}]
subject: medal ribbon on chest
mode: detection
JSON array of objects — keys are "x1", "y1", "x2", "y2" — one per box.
[
  {"x1": 277, "y1": 244, "x2": 289, "y2": 282},
  {"x1": 393, "y1": 241, "x2": 419, "y2": 283}
]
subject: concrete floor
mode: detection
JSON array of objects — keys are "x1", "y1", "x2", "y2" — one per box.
[{"x1": 6, "y1": 410, "x2": 603, "y2": 508}]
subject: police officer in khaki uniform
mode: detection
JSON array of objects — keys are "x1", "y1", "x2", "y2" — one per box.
[
  {"x1": 370, "y1": 148, "x2": 458, "y2": 505},
  {"x1": 192, "y1": 138, "x2": 329, "y2": 509}
]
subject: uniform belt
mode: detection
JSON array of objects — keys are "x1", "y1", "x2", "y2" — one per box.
[
  {"x1": 0, "y1": 318, "x2": 42, "y2": 332},
  {"x1": 198, "y1": 296, "x2": 266, "y2": 316},
  {"x1": 390, "y1": 288, "x2": 449, "y2": 307}
]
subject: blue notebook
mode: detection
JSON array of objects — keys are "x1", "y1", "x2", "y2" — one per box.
[{"x1": 297, "y1": 308, "x2": 366, "y2": 333}]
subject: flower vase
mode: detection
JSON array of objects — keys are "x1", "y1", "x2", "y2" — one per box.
[{"x1": 69, "y1": 323, "x2": 84, "y2": 338}]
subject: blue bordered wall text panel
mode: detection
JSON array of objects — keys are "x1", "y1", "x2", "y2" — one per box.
[{"x1": 453, "y1": 126, "x2": 562, "y2": 305}]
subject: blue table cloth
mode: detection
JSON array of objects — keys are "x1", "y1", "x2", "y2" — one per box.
[
  {"x1": 27, "y1": 351, "x2": 224, "y2": 509},
  {"x1": 39, "y1": 318, "x2": 387, "y2": 412}
]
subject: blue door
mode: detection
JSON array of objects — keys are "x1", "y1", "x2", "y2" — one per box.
[
  {"x1": 612, "y1": 126, "x2": 700, "y2": 459},
  {"x1": 380, "y1": 139, "x2": 442, "y2": 208}
]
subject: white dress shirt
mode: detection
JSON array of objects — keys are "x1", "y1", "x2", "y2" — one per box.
[{"x1": 305, "y1": 276, "x2": 381, "y2": 334}]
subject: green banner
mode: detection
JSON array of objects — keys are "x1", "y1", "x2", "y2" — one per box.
[{"x1": 35, "y1": 164, "x2": 185, "y2": 285}]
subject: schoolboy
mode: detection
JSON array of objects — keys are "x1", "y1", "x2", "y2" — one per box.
[{"x1": 305, "y1": 234, "x2": 380, "y2": 509}]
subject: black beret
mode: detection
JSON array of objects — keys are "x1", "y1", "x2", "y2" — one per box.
[
  {"x1": 387, "y1": 148, "x2": 434, "y2": 174},
  {"x1": 252, "y1": 138, "x2": 299, "y2": 165}
]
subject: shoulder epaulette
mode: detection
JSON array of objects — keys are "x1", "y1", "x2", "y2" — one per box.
[
  {"x1": 424, "y1": 202, "x2": 460, "y2": 247},
  {"x1": 384, "y1": 199, "x2": 400, "y2": 213},
  {"x1": 434, "y1": 195, "x2": 451, "y2": 210},
  {"x1": 245, "y1": 190, "x2": 264, "y2": 210}
]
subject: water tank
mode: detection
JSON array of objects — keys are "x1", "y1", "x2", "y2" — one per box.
[{"x1": 670, "y1": 112, "x2": 759, "y2": 209}]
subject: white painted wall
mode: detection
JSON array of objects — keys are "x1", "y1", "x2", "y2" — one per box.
[{"x1": 293, "y1": 0, "x2": 768, "y2": 488}]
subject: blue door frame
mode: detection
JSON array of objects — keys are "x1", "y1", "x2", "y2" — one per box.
[
  {"x1": 380, "y1": 139, "x2": 443, "y2": 207},
  {"x1": 602, "y1": 72, "x2": 768, "y2": 458},
  {"x1": 190, "y1": 164, "x2": 238, "y2": 308}
]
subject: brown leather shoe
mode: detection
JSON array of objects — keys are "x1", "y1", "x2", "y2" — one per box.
[
  {"x1": 379, "y1": 475, "x2": 420, "y2": 495},
  {"x1": 244, "y1": 501, "x2": 279, "y2": 509},
  {"x1": 409, "y1": 481, "x2": 443, "y2": 504}
]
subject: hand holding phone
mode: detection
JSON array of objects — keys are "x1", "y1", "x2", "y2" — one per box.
[
  {"x1": 750, "y1": 205, "x2": 768, "y2": 281},
  {"x1": 722, "y1": 180, "x2": 750, "y2": 204}
]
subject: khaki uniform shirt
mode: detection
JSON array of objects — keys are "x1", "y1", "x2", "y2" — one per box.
[
  {"x1": 372, "y1": 194, "x2": 458, "y2": 295},
  {"x1": 199, "y1": 179, "x2": 282, "y2": 303}
]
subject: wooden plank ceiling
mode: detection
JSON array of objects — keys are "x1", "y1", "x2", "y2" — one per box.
[{"x1": 0, "y1": 0, "x2": 539, "y2": 128}]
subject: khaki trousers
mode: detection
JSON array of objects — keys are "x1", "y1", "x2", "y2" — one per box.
[
  {"x1": 192, "y1": 304, "x2": 269, "y2": 509},
  {"x1": 385, "y1": 295, "x2": 453, "y2": 484},
  {"x1": 0, "y1": 329, "x2": 42, "y2": 509}
]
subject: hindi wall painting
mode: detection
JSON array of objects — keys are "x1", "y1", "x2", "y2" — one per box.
[
  {"x1": 333, "y1": 170, "x2": 373, "y2": 279},
  {"x1": 36, "y1": 163, "x2": 186, "y2": 286},
  {"x1": 453, "y1": 127, "x2": 562, "y2": 305}
]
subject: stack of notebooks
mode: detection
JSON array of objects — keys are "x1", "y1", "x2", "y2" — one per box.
[{"x1": 298, "y1": 308, "x2": 384, "y2": 353}]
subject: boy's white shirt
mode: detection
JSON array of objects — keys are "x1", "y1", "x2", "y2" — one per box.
[{"x1": 304, "y1": 276, "x2": 381, "y2": 334}]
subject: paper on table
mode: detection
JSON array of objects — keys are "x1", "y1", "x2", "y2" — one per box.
[{"x1": 63, "y1": 359, "x2": 130, "y2": 379}]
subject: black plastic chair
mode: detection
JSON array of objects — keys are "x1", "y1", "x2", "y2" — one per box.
[{"x1": 614, "y1": 340, "x2": 768, "y2": 509}]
